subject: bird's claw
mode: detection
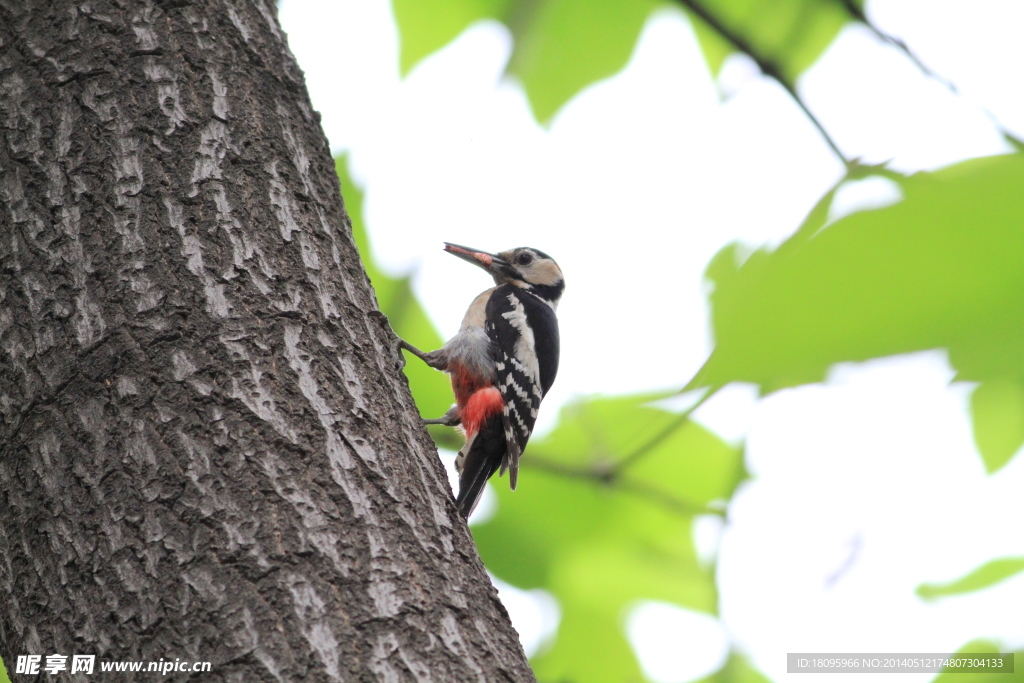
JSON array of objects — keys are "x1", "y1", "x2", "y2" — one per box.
[
  {"x1": 368, "y1": 310, "x2": 407, "y2": 371},
  {"x1": 391, "y1": 338, "x2": 407, "y2": 371},
  {"x1": 421, "y1": 406, "x2": 460, "y2": 427}
]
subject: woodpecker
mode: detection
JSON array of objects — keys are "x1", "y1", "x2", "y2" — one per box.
[{"x1": 399, "y1": 243, "x2": 564, "y2": 519}]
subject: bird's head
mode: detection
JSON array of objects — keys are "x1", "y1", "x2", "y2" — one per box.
[{"x1": 444, "y1": 243, "x2": 564, "y2": 307}]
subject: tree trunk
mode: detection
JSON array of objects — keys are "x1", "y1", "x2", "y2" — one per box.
[{"x1": 0, "y1": 0, "x2": 534, "y2": 680}]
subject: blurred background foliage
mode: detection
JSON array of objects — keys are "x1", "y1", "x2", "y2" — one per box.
[
  {"x1": 339, "y1": 1, "x2": 1024, "y2": 681},
  {"x1": 339, "y1": 156, "x2": 767, "y2": 683},
  {"x1": 0, "y1": 2, "x2": 1019, "y2": 682}
]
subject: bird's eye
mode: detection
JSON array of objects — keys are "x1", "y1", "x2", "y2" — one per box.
[{"x1": 516, "y1": 252, "x2": 533, "y2": 266}]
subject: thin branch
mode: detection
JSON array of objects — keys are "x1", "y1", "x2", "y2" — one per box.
[
  {"x1": 835, "y1": 0, "x2": 956, "y2": 92},
  {"x1": 613, "y1": 386, "x2": 718, "y2": 472},
  {"x1": 823, "y1": 532, "x2": 863, "y2": 588},
  {"x1": 522, "y1": 454, "x2": 725, "y2": 518},
  {"x1": 520, "y1": 455, "x2": 599, "y2": 481},
  {"x1": 520, "y1": 387, "x2": 728, "y2": 518},
  {"x1": 672, "y1": 0, "x2": 850, "y2": 165},
  {"x1": 618, "y1": 478, "x2": 727, "y2": 518},
  {"x1": 835, "y1": 0, "x2": 1023, "y2": 149}
]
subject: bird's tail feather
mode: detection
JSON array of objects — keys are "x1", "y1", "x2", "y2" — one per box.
[
  {"x1": 454, "y1": 413, "x2": 505, "y2": 519},
  {"x1": 455, "y1": 454, "x2": 493, "y2": 519}
]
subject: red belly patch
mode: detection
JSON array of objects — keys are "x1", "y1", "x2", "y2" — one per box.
[{"x1": 461, "y1": 387, "x2": 503, "y2": 437}]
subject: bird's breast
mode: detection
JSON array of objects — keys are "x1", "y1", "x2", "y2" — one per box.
[{"x1": 459, "y1": 287, "x2": 496, "y2": 330}]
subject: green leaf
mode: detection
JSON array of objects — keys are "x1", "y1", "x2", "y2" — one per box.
[
  {"x1": 503, "y1": 472, "x2": 716, "y2": 679},
  {"x1": 506, "y1": 0, "x2": 660, "y2": 123},
  {"x1": 931, "y1": 641, "x2": 1021, "y2": 683},
  {"x1": 693, "y1": 154, "x2": 1024, "y2": 472},
  {"x1": 393, "y1": 0, "x2": 659, "y2": 123},
  {"x1": 525, "y1": 393, "x2": 744, "y2": 508},
  {"x1": 534, "y1": 600, "x2": 643, "y2": 682},
  {"x1": 697, "y1": 651, "x2": 774, "y2": 683},
  {"x1": 553, "y1": 540, "x2": 716, "y2": 613},
  {"x1": 971, "y1": 379, "x2": 1024, "y2": 473},
  {"x1": 917, "y1": 557, "x2": 1024, "y2": 601},
  {"x1": 392, "y1": 0, "x2": 509, "y2": 75},
  {"x1": 475, "y1": 462, "x2": 716, "y2": 596},
  {"x1": 626, "y1": 416, "x2": 744, "y2": 508},
  {"x1": 335, "y1": 156, "x2": 455, "y2": 421},
  {"x1": 393, "y1": 0, "x2": 859, "y2": 122},
  {"x1": 692, "y1": 154, "x2": 1024, "y2": 396},
  {"x1": 471, "y1": 393, "x2": 739, "y2": 678},
  {"x1": 689, "y1": 11, "x2": 733, "y2": 78},
  {"x1": 683, "y1": 0, "x2": 850, "y2": 83}
]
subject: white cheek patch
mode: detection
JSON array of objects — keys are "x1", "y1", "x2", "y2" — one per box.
[{"x1": 526, "y1": 260, "x2": 563, "y2": 286}]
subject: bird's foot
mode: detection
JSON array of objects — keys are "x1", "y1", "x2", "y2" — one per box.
[
  {"x1": 396, "y1": 338, "x2": 446, "y2": 371},
  {"x1": 421, "y1": 406, "x2": 461, "y2": 427},
  {"x1": 369, "y1": 311, "x2": 444, "y2": 371},
  {"x1": 396, "y1": 339, "x2": 448, "y2": 371},
  {"x1": 369, "y1": 311, "x2": 406, "y2": 370}
]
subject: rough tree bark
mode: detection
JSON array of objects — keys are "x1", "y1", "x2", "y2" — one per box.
[{"x1": 0, "y1": 0, "x2": 535, "y2": 680}]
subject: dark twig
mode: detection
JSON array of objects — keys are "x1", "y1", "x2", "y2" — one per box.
[
  {"x1": 824, "y1": 532, "x2": 863, "y2": 587},
  {"x1": 672, "y1": 0, "x2": 849, "y2": 165},
  {"x1": 524, "y1": 387, "x2": 717, "y2": 483},
  {"x1": 834, "y1": 0, "x2": 1022, "y2": 149},
  {"x1": 617, "y1": 478, "x2": 726, "y2": 517},
  {"x1": 834, "y1": 0, "x2": 957, "y2": 92},
  {"x1": 613, "y1": 387, "x2": 717, "y2": 473},
  {"x1": 523, "y1": 454, "x2": 725, "y2": 518},
  {"x1": 520, "y1": 387, "x2": 727, "y2": 517},
  {"x1": 520, "y1": 455, "x2": 610, "y2": 482}
]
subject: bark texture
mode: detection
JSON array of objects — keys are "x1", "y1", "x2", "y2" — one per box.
[{"x1": 0, "y1": 0, "x2": 535, "y2": 680}]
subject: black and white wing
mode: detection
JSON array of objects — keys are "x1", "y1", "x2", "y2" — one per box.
[{"x1": 485, "y1": 285, "x2": 560, "y2": 489}]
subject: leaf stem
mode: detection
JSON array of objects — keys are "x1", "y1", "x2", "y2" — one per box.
[
  {"x1": 521, "y1": 387, "x2": 729, "y2": 517},
  {"x1": 835, "y1": 0, "x2": 1023, "y2": 149},
  {"x1": 835, "y1": 0, "x2": 953, "y2": 90},
  {"x1": 613, "y1": 386, "x2": 718, "y2": 472},
  {"x1": 672, "y1": 0, "x2": 850, "y2": 165},
  {"x1": 523, "y1": 454, "x2": 725, "y2": 517}
]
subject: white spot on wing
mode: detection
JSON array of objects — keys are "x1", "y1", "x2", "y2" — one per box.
[{"x1": 501, "y1": 293, "x2": 540, "y2": 386}]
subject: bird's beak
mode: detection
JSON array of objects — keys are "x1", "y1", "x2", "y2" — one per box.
[{"x1": 443, "y1": 243, "x2": 508, "y2": 277}]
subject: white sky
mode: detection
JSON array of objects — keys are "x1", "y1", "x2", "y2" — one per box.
[{"x1": 277, "y1": 1, "x2": 1024, "y2": 681}]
